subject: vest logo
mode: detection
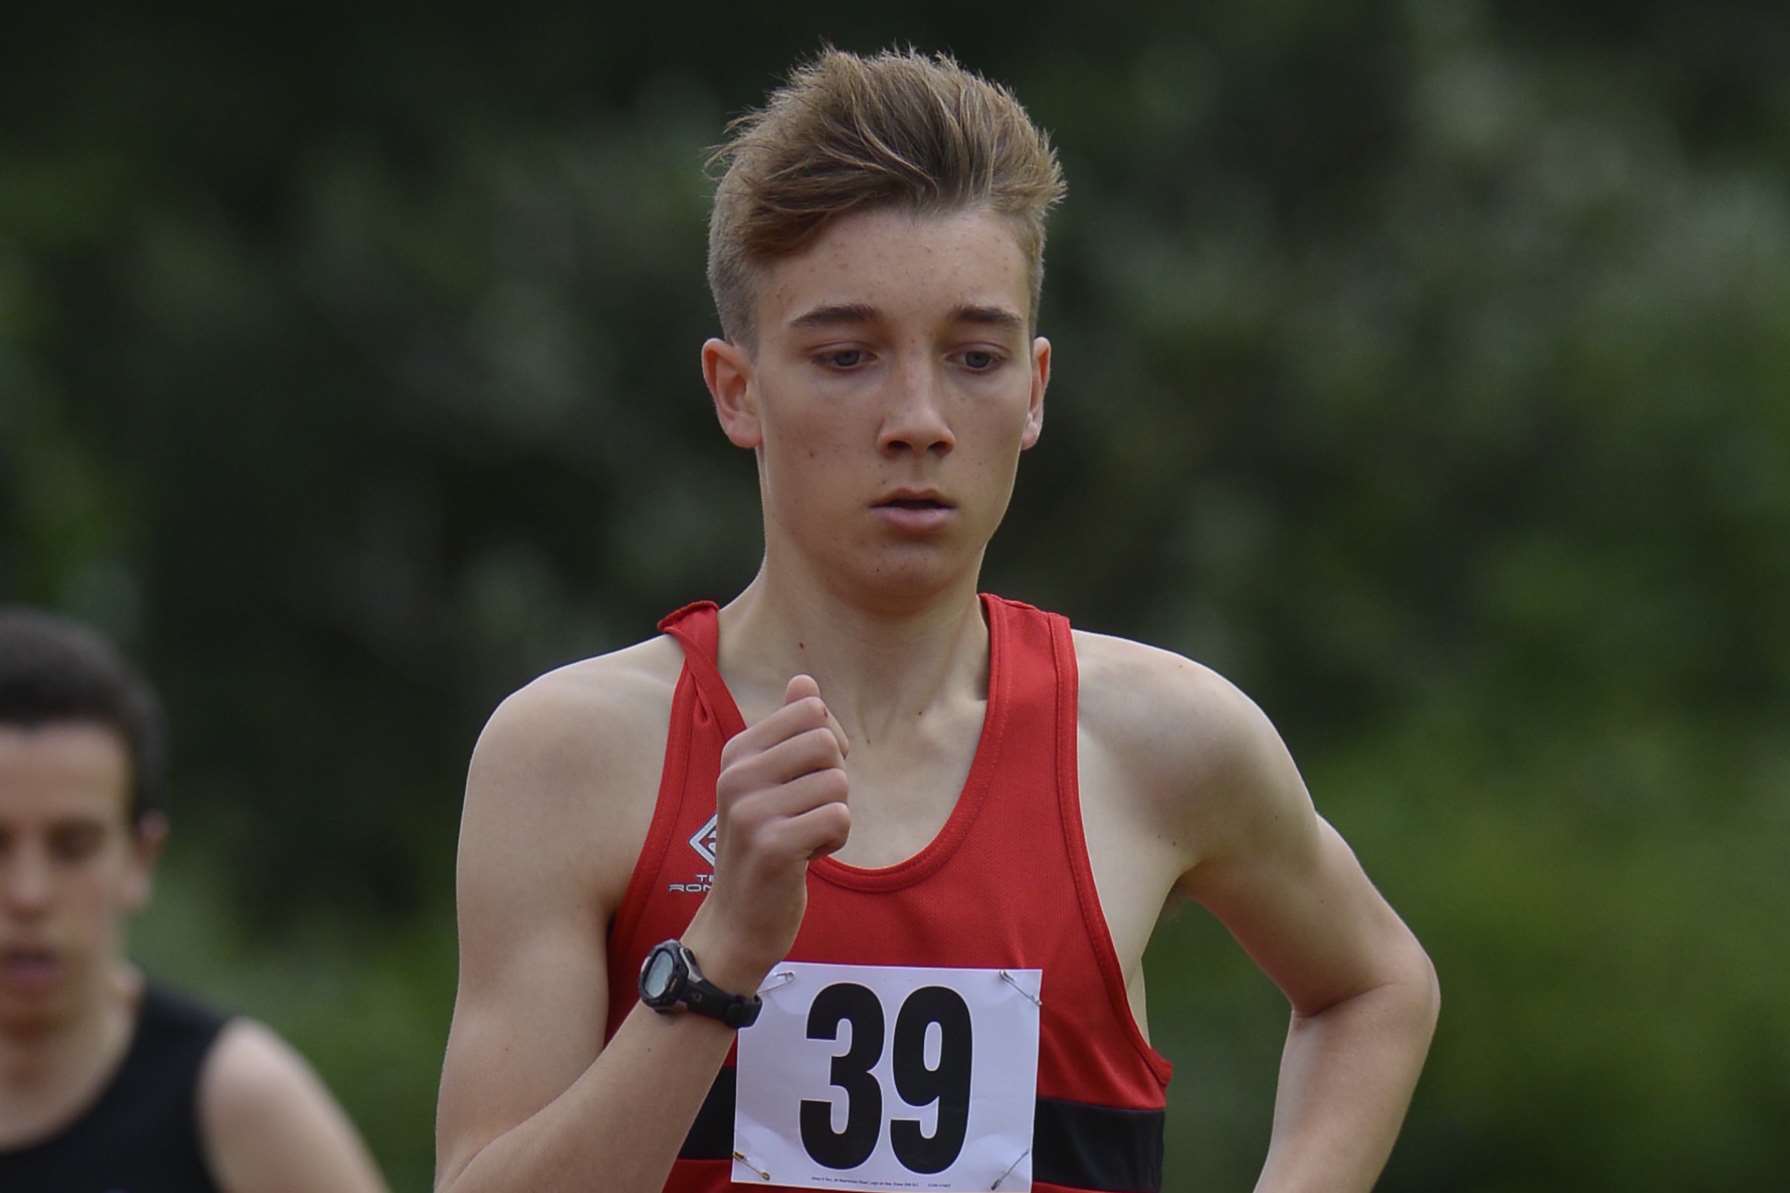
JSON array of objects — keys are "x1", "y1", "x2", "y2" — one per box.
[
  {"x1": 668, "y1": 814, "x2": 720, "y2": 894},
  {"x1": 689, "y1": 813, "x2": 719, "y2": 865}
]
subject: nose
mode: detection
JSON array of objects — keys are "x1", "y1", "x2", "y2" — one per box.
[
  {"x1": 877, "y1": 361, "x2": 955, "y2": 457},
  {"x1": 1, "y1": 847, "x2": 53, "y2": 918}
]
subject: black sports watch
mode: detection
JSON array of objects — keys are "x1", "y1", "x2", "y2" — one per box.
[{"x1": 638, "y1": 940, "x2": 763, "y2": 1028}]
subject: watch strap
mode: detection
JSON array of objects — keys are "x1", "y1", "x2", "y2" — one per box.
[
  {"x1": 681, "y1": 971, "x2": 763, "y2": 1028},
  {"x1": 643, "y1": 940, "x2": 763, "y2": 1028}
]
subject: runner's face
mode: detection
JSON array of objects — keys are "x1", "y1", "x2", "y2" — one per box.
[
  {"x1": 712, "y1": 207, "x2": 1049, "y2": 605},
  {"x1": 0, "y1": 724, "x2": 154, "y2": 1033}
]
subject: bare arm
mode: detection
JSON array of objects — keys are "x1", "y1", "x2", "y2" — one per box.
[
  {"x1": 434, "y1": 665, "x2": 851, "y2": 1193},
  {"x1": 1180, "y1": 684, "x2": 1439, "y2": 1193},
  {"x1": 200, "y1": 1020, "x2": 389, "y2": 1193},
  {"x1": 433, "y1": 672, "x2": 731, "y2": 1193}
]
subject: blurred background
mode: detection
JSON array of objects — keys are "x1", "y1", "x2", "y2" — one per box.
[{"x1": 3, "y1": 1, "x2": 1786, "y2": 1189}]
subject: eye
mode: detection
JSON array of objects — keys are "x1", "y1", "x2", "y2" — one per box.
[
  {"x1": 958, "y1": 349, "x2": 1004, "y2": 372},
  {"x1": 48, "y1": 823, "x2": 107, "y2": 864},
  {"x1": 817, "y1": 349, "x2": 868, "y2": 370}
]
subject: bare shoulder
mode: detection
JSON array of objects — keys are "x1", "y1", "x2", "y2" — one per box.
[
  {"x1": 1073, "y1": 629, "x2": 1302, "y2": 875},
  {"x1": 1074, "y1": 630, "x2": 1434, "y2": 1017},
  {"x1": 199, "y1": 1019, "x2": 387, "y2": 1193},
  {"x1": 464, "y1": 634, "x2": 685, "y2": 902},
  {"x1": 471, "y1": 634, "x2": 684, "y2": 807},
  {"x1": 200, "y1": 1019, "x2": 331, "y2": 1125}
]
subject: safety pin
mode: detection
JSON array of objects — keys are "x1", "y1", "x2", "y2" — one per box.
[
  {"x1": 758, "y1": 970, "x2": 797, "y2": 994},
  {"x1": 991, "y1": 1147, "x2": 1031, "y2": 1189},
  {"x1": 999, "y1": 970, "x2": 1042, "y2": 1008},
  {"x1": 732, "y1": 1150, "x2": 772, "y2": 1182}
]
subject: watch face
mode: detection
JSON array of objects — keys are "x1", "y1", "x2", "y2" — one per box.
[{"x1": 641, "y1": 949, "x2": 677, "y2": 1000}]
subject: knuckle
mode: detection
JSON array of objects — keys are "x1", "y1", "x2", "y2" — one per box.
[
  {"x1": 800, "y1": 725, "x2": 838, "y2": 753},
  {"x1": 818, "y1": 767, "x2": 850, "y2": 801},
  {"x1": 805, "y1": 726, "x2": 846, "y2": 762},
  {"x1": 715, "y1": 762, "x2": 748, "y2": 800}
]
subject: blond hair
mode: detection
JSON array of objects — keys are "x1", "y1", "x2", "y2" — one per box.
[{"x1": 706, "y1": 48, "x2": 1066, "y2": 344}]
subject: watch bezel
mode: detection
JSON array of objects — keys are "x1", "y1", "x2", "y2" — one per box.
[
  {"x1": 639, "y1": 942, "x2": 686, "y2": 1005},
  {"x1": 636, "y1": 939, "x2": 762, "y2": 1028}
]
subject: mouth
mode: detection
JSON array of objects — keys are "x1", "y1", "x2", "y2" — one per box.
[
  {"x1": 872, "y1": 491, "x2": 955, "y2": 512},
  {"x1": 0, "y1": 946, "x2": 62, "y2": 990},
  {"x1": 870, "y1": 492, "x2": 957, "y2": 535}
]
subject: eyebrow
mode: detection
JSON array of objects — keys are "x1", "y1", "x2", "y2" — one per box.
[
  {"x1": 788, "y1": 303, "x2": 880, "y2": 331},
  {"x1": 785, "y1": 302, "x2": 1025, "y2": 332},
  {"x1": 946, "y1": 303, "x2": 1025, "y2": 330}
]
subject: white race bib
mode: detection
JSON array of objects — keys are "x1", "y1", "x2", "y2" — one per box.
[{"x1": 733, "y1": 962, "x2": 1042, "y2": 1192}]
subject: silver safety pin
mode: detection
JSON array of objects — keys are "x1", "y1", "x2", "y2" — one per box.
[
  {"x1": 991, "y1": 1147, "x2": 1031, "y2": 1189},
  {"x1": 999, "y1": 970, "x2": 1042, "y2": 1008},
  {"x1": 732, "y1": 1150, "x2": 772, "y2": 1182}
]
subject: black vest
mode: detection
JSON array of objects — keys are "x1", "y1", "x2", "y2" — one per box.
[{"x1": 0, "y1": 983, "x2": 228, "y2": 1192}]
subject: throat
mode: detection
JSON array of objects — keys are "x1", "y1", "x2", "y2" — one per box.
[
  {"x1": 823, "y1": 711, "x2": 986, "y2": 871},
  {"x1": 0, "y1": 988, "x2": 137, "y2": 1147}
]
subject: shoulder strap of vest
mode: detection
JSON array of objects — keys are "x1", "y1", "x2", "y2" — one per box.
[{"x1": 657, "y1": 601, "x2": 746, "y2": 738}]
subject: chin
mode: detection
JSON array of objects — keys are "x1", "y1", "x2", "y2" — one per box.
[
  {"x1": 0, "y1": 997, "x2": 72, "y2": 1037},
  {"x1": 849, "y1": 557, "x2": 970, "y2": 608}
]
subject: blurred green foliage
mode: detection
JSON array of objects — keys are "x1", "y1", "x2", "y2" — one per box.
[{"x1": 4, "y1": 3, "x2": 1786, "y2": 1190}]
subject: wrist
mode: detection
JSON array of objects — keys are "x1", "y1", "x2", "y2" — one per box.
[
  {"x1": 677, "y1": 918, "x2": 773, "y2": 999},
  {"x1": 638, "y1": 938, "x2": 764, "y2": 1029}
]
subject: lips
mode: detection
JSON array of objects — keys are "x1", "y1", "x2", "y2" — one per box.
[
  {"x1": 872, "y1": 489, "x2": 954, "y2": 511},
  {"x1": 0, "y1": 946, "x2": 62, "y2": 992},
  {"x1": 870, "y1": 490, "x2": 957, "y2": 534}
]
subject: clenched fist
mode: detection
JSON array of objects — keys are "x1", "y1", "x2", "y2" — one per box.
[{"x1": 679, "y1": 675, "x2": 850, "y2": 996}]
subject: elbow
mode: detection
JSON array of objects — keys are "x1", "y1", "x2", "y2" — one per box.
[
  {"x1": 434, "y1": 1151, "x2": 475, "y2": 1193},
  {"x1": 1342, "y1": 925, "x2": 1437, "y2": 1043},
  {"x1": 1404, "y1": 937, "x2": 1441, "y2": 1044}
]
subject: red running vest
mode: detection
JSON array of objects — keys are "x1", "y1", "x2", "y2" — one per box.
[{"x1": 605, "y1": 595, "x2": 1172, "y2": 1193}]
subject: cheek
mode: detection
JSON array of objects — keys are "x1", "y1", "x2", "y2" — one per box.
[
  {"x1": 765, "y1": 408, "x2": 858, "y2": 476},
  {"x1": 44, "y1": 878, "x2": 118, "y2": 947},
  {"x1": 71, "y1": 856, "x2": 149, "y2": 917},
  {"x1": 118, "y1": 863, "x2": 153, "y2": 911},
  {"x1": 960, "y1": 398, "x2": 1033, "y2": 460}
]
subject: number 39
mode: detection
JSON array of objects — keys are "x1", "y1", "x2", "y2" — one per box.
[{"x1": 800, "y1": 982, "x2": 974, "y2": 1174}]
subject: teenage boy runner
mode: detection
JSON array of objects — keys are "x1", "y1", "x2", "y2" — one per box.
[
  {"x1": 436, "y1": 48, "x2": 1438, "y2": 1193},
  {"x1": 0, "y1": 608, "x2": 390, "y2": 1193}
]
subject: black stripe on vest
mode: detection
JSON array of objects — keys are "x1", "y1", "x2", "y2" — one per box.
[{"x1": 679, "y1": 1068, "x2": 1164, "y2": 1192}]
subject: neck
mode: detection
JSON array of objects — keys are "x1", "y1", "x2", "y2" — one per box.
[
  {"x1": 717, "y1": 562, "x2": 989, "y2": 748},
  {"x1": 0, "y1": 964, "x2": 136, "y2": 1097}
]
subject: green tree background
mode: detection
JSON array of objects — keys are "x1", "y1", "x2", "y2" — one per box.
[{"x1": 4, "y1": 3, "x2": 1786, "y2": 1189}]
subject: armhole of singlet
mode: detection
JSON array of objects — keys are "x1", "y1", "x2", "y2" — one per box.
[
  {"x1": 1050, "y1": 615, "x2": 1175, "y2": 1087},
  {"x1": 155, "y1": 988, "x2": 230, "y2": 1192},
  {"x1": 607, "y1": 655, "x2": 698, "y2": 955}
]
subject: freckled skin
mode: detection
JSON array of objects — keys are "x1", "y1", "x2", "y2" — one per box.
[{"x1": 706, "y1": 207, "x2": 1050, "y2": 617}]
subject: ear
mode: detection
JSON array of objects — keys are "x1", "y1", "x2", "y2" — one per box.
[
  {"x1": 702, "y1": 337, "x2": 762, "y2": 449},
  {"x1": 1021, "y1": 336, "x2": 1050, "y2": 450},
  {"x1": 122, "y1": 810, "x2": 168, "y2": 912}
]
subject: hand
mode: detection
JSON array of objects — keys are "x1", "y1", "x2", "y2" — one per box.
[{"x1": 681, "y1": 675, "x2": 850, "y2": 996}]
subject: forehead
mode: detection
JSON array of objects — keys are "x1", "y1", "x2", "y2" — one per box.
[
  {"x1": 0, "y1": 723, "x2": 132, "y2": 824},
  {"x1": 757, "y1": 206, "x2": 1032, "y2": 335}
]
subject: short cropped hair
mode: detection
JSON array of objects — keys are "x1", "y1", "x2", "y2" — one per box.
[
  {"x1": 0, "y1": 607, "x2": 166, "y2": 827},
  {"x1": 707, "y1": 47, "x2": 1067, "y2": 345}
]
